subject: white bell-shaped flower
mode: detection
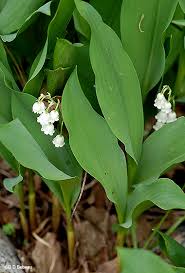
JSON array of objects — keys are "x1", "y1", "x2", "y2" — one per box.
[
  {"x1": 37, "y1": 112, "x2": 51, "y2": 126},
  {"x1": 154, "y1": 93, "x2": 167, "y2": 110},
  {"x1": 161, "y1": 101, "x2": 172, "y2": 114},
  {"x1": 155, "y1": 111, "x2": 168, "y2": 123},
  {"x1": 166, "y1": 111, "x2": 177, "y2": 123},
  {"x1": 153, "y1": 121, "x2": 164, "y2": 131},
  {"x1": 49, "y1": 110, "x2": 59, "y2": 123},
  {"x1": 32, "y1": 101, "x2": 46, "y2": 114},
  {"x1": 52, "y1": 135, "x2": 65, "y2": 148},
  {"x1": 41, "y1": 124, "x2": 55, "y2": 136}
]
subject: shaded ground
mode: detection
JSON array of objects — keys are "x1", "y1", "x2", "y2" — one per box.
[{"x1": 0, "y1": 104, "x2": 185, "y2": 272}]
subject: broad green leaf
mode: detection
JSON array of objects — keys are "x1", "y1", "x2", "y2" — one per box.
[
  {"x1": 0, "y1": 2, "x2": 51, "y2": 42},
  {"x1": 179, "y1": 0, "x2": 185, "y2": 12},
  {"x1": 0, "y1": 39, "x2": 11, "y2": 71},
  {"x1": 0, "y1": 0, "x2": 45, "y2": 35},
  {"x1": 0, "y1": 142, "x2": 18, "y2": 171},
  {"x1": 48, "y1": 0, "x2": 75, "y2": 51},
  {"x1": 53, "y1": 38, "x2": 97, "y2": 109},
  {"x1": 137, "y1": 117, "x2": 185, "y2": 184},
  {"x1": 157, "y1": 231, "x2": 185, "y2": 267},
  {"x1": 174, "y1": 267, "x2": 185, "y2": 273},
  {"x1": 118, "y1": 248, "x2": 175, "y2": 273},
  {"x1": 121, "y1": 0, "x2": 178, "y2": 98},
  {"x1": 165, "y1": 5, "x2": 184, "y2": 73},
  {"x1": 73, "y1": 8, "x2": 91, "y2": 39},
  {"x1": 0, "y1": 62, "x2": 19, "y2": 90},
  {"x1": 90, "y1": 0, "x2": 122, "y2": 36},
  {"x1": 53, "y1": 38, "x2": 78, "y2": 69},
  {"x1": 121, "y1": 178, "x2": 185, "y2": 228},
  {"x1": 0, "y1": 119, "x2": 72, "y2": 181},
  {"x1": 0, "y1": 40, "x2": 18, "y2": 90},
  {"x1": 3, "y1": 175, "x2": 23, "y2": 192},
  {"x1": 0, "y1": 80, "x2": 12, "y2": 124},
  {"x1": 174, "y1": 49, "x2": 185, "y2": 98},
  {"x1": 23, "y1": 39, "x2": 48, "y2": 96},
  {"x1": 75, "y1": 0, "x2": 144, "y2": 163},
  {"x1": 0, "y1": 0, "x2": 6, "y2": 12},
  {"x1": 43, "y1": 179, "x2": 64, "y2": 205},
  {"x1": 172, "y1": 19, "x2": 185, "y2": 26},
  {"x1": 44, "y1": 177, "x2": 81, "y2": 217},
  {"x1": 46, "y1": 67, "x2": 72, "y2": 96},
  {"x1": 11, "y1": 90, "x2": 81, "y2": 178},
  {"x1": 24, "y1": 0, "x2": 75, "y2": 95},
  {"x1": 62, "y1": 69, "x2": 127, "y2": 222}
]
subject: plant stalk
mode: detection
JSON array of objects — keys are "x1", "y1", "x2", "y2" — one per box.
[
  {"x1": 116, "y1": 229, "x2": 125, "y2": 247},
  {"x1": 115, "y1": 206, "x2": 125, "y2": 247},
  {"x1": 52, "y1": 195, "x2": 61, "y2": 233},
  {"x1": 131, "y1": 221, "x2": 138, "y2": 248},
  {"x1": 66, "y1": 215, "x2": 75, "y2": 267},
  {"x1": 28, "y1": 170, "x2": 36, "y2": 231},
  {"x1": 15, "y1": 182, "x2": 29, "y2": 240}
]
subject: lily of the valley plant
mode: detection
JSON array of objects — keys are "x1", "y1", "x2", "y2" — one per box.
[{"x1": 0, "y1": 0, "x2": 185, "y2": 271}]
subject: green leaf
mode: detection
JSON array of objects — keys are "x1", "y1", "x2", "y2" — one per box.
[
  {"x1": 62, "y1": 69, "x2": 127, "y2": 222},
  {"x1": 179, "y1": 0, "x2": 185, "y2": 12},
  {"x1": 0, "y1": 0, "x2": 45, "y2": 35},
  {"x1": 173, "y1": 267, "x2": 185, "y2": 273},
  {"x1": 75, "y1": 0, "x2": 144, "y2": 163},
  {"x1": 157, "y1": 231, "x2": 185, "y2": 267},
  {"x1": 0, "y1": 142, "x2": 18, "y2": 171},
  {"x1": 165, "y1": 5, "x2": 184, "y2": 73},
  {"x1": 121, "y1": 0, "x2": 178, "y2": 98},
  {"x1": 73, "y1": 8, "x2": 91, "y2": 39},
  {"x1": 53, "y1": 38, "x2": 97, "y2": 109},
  {"x1": 53, "y1": 38, "x2": 78, "y2": 69},
  {"x1": 172, "y1": 19, "x2": 185, "y2": 26},
  {"x1": 118, "y1": 248, "x2": 175, "y2": 273},
  {"x1": 48, "y1": 0, "x2": 75, "y2": 51},
  {"x1": 46, "y1": 67, "x2": 72, "y2": 96},
  {"x1": 43, "y1": 178, "x2": 64, "y2": 205},
  {"x1": 89, "y1": 0, "x2": 122, "y2": 36},
  {"x1": 0, "y1": 80, "x2": 12, "y2": 124},
  {"x1": 0, "y1": 2, "x2": 52, "y2": 42},
  {"x1": 137, "y1": 117, "x2": 185, "y2": 184},
  {"x1": 23, "y1": 39, "x2": 48, "y2": 96},
  {"x1": 121, "y1": 178, "x2": 185, "y2": 228},
  {"x1": 3, "y1": 175, "x2": 23, "y2": 192},
  {"x1": 0, "y1": 119, "x2": 72, "y2": 181},
  {"x1": 0, "y1": 39, "x2": 11, "y2": 71},
  {"x1": 24, "y1": 0, "x2": 75, "y2": 95}
]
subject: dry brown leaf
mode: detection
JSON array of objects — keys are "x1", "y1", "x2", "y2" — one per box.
[
  {"x1": 75, "y1": 221, "x2": 106, "y2": 259},
  {"x1": 32, "y1": 232, "x2": 66, "y2": 273},
  {"x1": 97, "y1": 258, "x2": 118, "y2": 273}
]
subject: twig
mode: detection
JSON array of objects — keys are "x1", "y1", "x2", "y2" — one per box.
[
  {"x1": 4, "y1": 44, "x2": 27, "y2": 87},
  {"x1": 71, "y1": 172, "x2": 87, "y2": 218}
]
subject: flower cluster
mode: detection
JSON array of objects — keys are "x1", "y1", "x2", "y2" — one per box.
[
  {"x1": 153, "y1": 86, "x2": 177, "y2": 131},
  {"x1": 32, "y1": 93, "x2": 65, "y2": 148}
]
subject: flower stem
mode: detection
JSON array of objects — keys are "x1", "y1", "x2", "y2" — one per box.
[
  {"x1": 52, "y1": 195, "x2": 61, "y2": 233},
  {"x1": 15, "y1": 182, "x2": 29, "y2": 240},
  {"x1": 28, "y1": 170, "x2": 36, "y2": 231}
]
